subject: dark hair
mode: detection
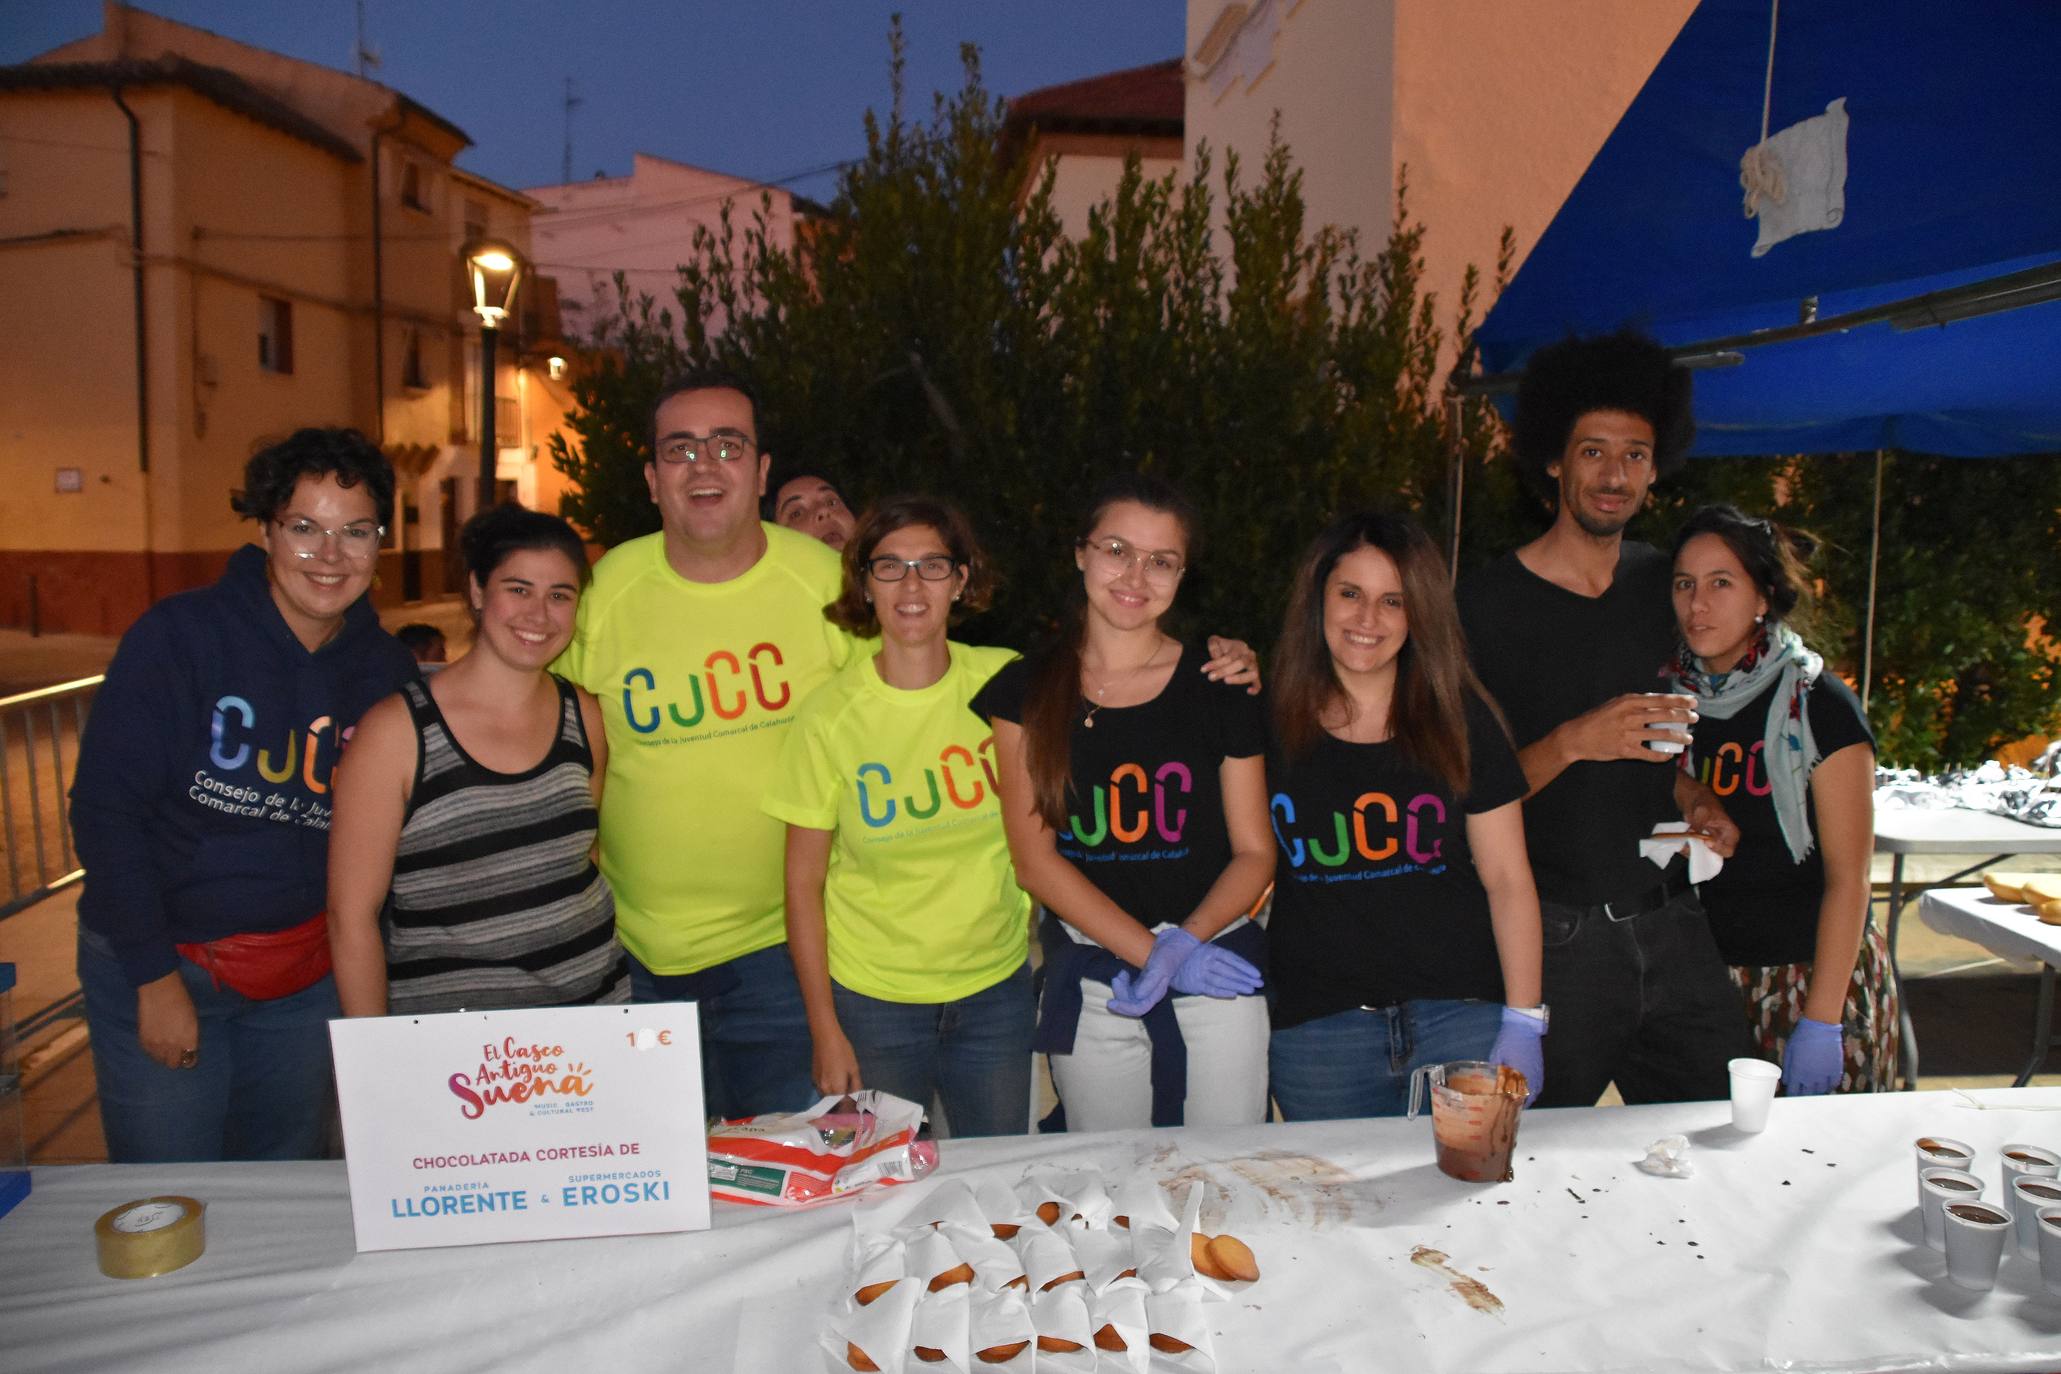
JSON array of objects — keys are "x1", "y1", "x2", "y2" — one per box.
[
  {"x1": 651, "y1": 365, "x2": 759, "y2": 444},
  {"x1": 764, "y1": 466, "x2": 848, "y2": 522},
  {"x1": 1512, "y1": 330, "x2": 1694, "y2": 503},
  {"x1": 231, "y1": 427, "x2": 395, "y2": 528},
  {"x1": 1670, "y1": 503, "x2": 1816, "y2": 636},
  {"x1": 458, "y1": 503, "x2": 591, "y2": 590},
  {"x1": 393, "y1": 623, "x2": 445, "y2": 655},
  {"x1": 1271, "y1": 511, "x2": 1504, "y2": 794},
  {"x1": 825, "y1": 494, "x2": 993, "y2": 636},
  {"x1": 1021, "y1": 474, "x2": 1199, "y2": 830}
]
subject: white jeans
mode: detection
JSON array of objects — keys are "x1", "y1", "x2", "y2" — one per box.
[{"x1": 1048, "y1": 976, "x2": 1271, "y2": 1133}]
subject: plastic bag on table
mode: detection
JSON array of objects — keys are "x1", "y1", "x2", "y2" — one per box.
[{"x1": 709, "y1": 1090, "x2": 936, "y2": 1208}]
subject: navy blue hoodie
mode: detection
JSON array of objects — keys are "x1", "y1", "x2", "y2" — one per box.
[{"x1": 71, "y1": 544, "x2": 419, "y2": 987}]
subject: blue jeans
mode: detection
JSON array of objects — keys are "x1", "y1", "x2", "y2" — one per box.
[
  {"x1": 1269, "y1": 998, "x2": 1502, "y2": 1121},
  {"x1": 1535, "y1": 887, "x2": 1750, "y2": 1108},
  {"x1": 78, "y1": 929, "x2": 339, "y2": 1163},
  {"x1": 628, "y1": 942, "x2": 815, "y2": 1121},
  {"x1": 831, "y1": 963, "x2": 1034, "y2": 1138}
]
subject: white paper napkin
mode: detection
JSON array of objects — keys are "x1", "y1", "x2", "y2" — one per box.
[{"x1": 1640, "y1": 821, "x2": 1723, "y2": 883}]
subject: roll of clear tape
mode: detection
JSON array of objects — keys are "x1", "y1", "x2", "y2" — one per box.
[{"x1": 95, "y1": 1195, "x2": 206, "y2": 1279}]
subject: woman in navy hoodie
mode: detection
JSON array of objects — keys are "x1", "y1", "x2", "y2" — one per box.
[{"x1": 70, "y1": 428, "x2": 418, "y2": 1162}]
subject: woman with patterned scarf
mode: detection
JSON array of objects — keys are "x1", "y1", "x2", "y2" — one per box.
[{"x1": 1668, "y1": 505, "x2": 1897, "y2": 1094}]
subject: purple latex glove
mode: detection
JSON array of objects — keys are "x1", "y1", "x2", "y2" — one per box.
[
  {"x1": 1782, "y1": 1016, "x2": 1844, "y2": 1095},
  {"x1": 1107, "y1": 927, "x2": 1200, "y2": 1017},
  {"x1": 1489, "y1": 1006, "x2": 1546, "y2": 1107},
  {"x1": 1169, "y1": 939, "x2": 1264, "y2": 999}
]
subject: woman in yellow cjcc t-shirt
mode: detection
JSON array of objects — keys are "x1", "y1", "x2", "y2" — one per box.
[{"x1": 762, "y1": 495, "x2": 1033, "y2": 1136}]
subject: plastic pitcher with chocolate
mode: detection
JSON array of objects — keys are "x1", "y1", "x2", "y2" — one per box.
[{"x1": 1408, "y1": 1061, "x2": 1528, "y2": 1182}]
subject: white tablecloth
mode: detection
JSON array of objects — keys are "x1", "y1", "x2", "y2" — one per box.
[
  {"x1": 7, "y1": 1091, "x2": 2061, "y2": 1373},
  {"x1": 1920, "y1": 886, "x2": 2061, "y2": 967},
  {"x1": 1875, "y1": 809, "x2": 2061, "y2": 857}
]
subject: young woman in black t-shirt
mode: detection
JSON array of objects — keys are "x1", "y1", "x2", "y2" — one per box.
[
  {"x1": 1265, "y1": 512, "x2": 1546, "y2": 1118},
  {"x1": 1668, "y1": 505, "x2": 1890, "y2": 1094},
  {"x1": 973, "y1": 475, "x2": 1273, "y2": 1131}
]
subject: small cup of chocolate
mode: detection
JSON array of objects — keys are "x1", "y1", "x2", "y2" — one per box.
[
  {"x1": 2010, "y1": 1176, "x2": 2061, "y2": 1255},
  {"x1": 1913, "y1": 1136, "x2": 1976, "y2": 1210},
  {"x1": 1942, "y1": 1199, "x2": 2012, "y2": 1291},
  {"x1": 1919, "y1": 1167, "x2": 1985, "y2": 1252},
  {"x1": 1999, "y1": 1141, "x2": 2060, "y2": 1197},
  {"x1": 2038, "y1": 1208, "x2": 2061, "y2": 1295}
]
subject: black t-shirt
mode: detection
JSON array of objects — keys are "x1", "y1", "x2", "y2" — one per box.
[
  {"x1": 1686, "y1": 672, "x2": 1875, "y2": 966},
  {"x1": 1457, "y1": 542, "x2": 1681, "y2": 907},
  {"x1": 971, "y1": 639, "x2": 1267, "y2": 932},
  {"x1": 1265, "y1": 693, "x2": 1527, "y2": 1029}
]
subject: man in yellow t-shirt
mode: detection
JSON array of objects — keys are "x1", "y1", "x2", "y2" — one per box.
[{"x1": 556, "y1": 370, "x2": 852, "y2": 1119}]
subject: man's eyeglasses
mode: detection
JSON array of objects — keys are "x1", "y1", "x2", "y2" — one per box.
[
  {"x1": 655, "y1": 431, "x2": 755, "y2": 466},
  {"x1": 1080, "y1": 536, "x2": 1184, "y2": 583},
  {"x1": 867, "y1": 555, "x2": 959, "y2": 583},
  {"x1": 276, "y1": 518, "x2": 384, "y2": 562}
]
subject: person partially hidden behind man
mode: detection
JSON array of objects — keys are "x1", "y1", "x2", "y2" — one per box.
[
  {"x1": 768, "y1": 469, "x2": 857, "y2": 552},
  {"x1": 1457, "y1": 330, "x2": 1749, "y2": 1108}
]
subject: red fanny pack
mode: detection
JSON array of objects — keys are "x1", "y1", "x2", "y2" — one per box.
[{"x1": 176, "y1": 911, "x2": 333, "y2": 1001}]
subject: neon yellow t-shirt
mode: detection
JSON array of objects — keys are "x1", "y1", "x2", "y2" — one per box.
[
  {"x1": 761, "y1": 642, "x2": 1030, "y2": 1003},
  {"x1": 556, "y1": 525, "x2": 854, "y2": 974}
]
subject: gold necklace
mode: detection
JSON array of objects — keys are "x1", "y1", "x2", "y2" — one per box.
[{"x1": 1081, "y1": 639, "x2": 1168, "y2": 730}]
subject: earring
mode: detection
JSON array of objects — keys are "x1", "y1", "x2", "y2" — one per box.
[
  {"x1": 952, "y1": 592, "x2": 962, "y2": 602},
  {"x1": 1755, "y1": 614, "x2": 1765, "y2": 624},
  {"x1": 864, "y1": 594, "x2": 872, "y2": 605}
]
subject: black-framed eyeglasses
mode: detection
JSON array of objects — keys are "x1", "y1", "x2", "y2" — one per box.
[
  {"x1": 655, "y1": 430, "x2": 755, "y2": 466},
  {"x1": 867, "y1": 555, "x2": 959, "y2": 583}
]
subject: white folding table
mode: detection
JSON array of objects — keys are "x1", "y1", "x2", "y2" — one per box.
[
  {"x1": 7, "y1": 1090, "x2": 2061, "y2": 1372},
  {"x1": 1876, "y1": 807, "x2": 2061, "y2": 1087},
  {"x1": 1919, "y1": 884, "x2": 2061, "y2": 1086}
]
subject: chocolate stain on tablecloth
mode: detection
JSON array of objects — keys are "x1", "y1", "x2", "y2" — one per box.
[
  {"x1": 1410, "y1": 1246, "x2": 1504, "y2": 1315},
  {"x1": 1154, "y1": 1151, "x2": 1356, "y2": 1229}
]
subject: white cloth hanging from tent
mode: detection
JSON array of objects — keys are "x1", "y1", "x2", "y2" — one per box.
[{"x1": 1740, "y1": 97, "x2": 1849, "y2": 256}]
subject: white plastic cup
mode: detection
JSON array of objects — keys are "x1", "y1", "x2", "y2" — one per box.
[
  {"x1": 1999, "y1": 1142, "x2": 2060, "y2": 1197},
  {"x1": 1727, "y1": 1058, "x2": 1780, "y2": 1133},
  {"x1": 1915, "y1": 1136, "x2": 1977, "y2": 1209},
  {"x1": 2037, "y1": 1208, "x2": 2061, "y2": 1295},
  {"x1": 2010, "y1": 1176, "x2": 2061, "y2": 1255},
  {"x1": 1942, "y1": 1198, "x2": 2012, "y2": 1290},
  {"x1": 1920, "y1": 1167, "x2": 1985, "y2": 1251}
]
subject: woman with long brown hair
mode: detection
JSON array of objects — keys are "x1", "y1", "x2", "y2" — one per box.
[
  {"x1": 972, "y1": 474, "x2": 1273, "y2": 1132},
  {"x1": 1265, "y1": 511, "x2": 1546, "y2": 1118}
]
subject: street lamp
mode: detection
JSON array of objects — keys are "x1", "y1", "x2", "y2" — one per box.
[{"x1": 464, "y1": 237, "x2": 525, "y2": 514}]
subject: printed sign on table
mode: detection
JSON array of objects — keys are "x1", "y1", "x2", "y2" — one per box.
[{"x1": 330, "y1": 1003, "x2": 709, "y2": 1251}]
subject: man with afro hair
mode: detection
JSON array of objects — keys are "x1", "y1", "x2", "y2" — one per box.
[{"x1": 1457, "y1": 330, "x2": 1748, "y2": 1108}]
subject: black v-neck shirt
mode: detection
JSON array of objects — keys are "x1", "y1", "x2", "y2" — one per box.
[{"x1": 1458, "y1": 541, "x2": 1681, "y2": 906}]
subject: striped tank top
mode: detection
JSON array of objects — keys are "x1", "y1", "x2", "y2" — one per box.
[{"x1": 385, "y1": 674, "x2": 629, "y2": 1014}]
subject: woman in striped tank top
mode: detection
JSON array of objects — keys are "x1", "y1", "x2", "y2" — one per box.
[{"x1": 329, "y1": 506, "x2": 629, "y2": 1015}]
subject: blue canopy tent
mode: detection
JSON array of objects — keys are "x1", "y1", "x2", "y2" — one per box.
[
  {"x1": 1470, "y1": 0, "x2": 2061, "y2": 457},
  {"x1": 1462, "y1": 0, "x2": 2061, "y2": 1092}
]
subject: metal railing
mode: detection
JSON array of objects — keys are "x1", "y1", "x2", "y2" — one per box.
[{"x1": 1, "y1": 675, "x2": 101, "y2": 921}]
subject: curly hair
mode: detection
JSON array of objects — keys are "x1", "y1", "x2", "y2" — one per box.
[
  {"x1": 231, "y1": 427, "x2": 395, "y2": 528},
  {"x1": 824, "y1": 493, "x2": 994, "y2": 636},
  {"x1": 1512, "y1": 330, "x2": 1695, "y2": 503}
]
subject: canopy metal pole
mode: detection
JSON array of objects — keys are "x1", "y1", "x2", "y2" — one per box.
[
  {"x1": 1445, "y1": 393, "x2": 1465, "y2": 585},
  {"x1": 1861, "y1": 449, "x2": 1885, "y2": 712}
]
